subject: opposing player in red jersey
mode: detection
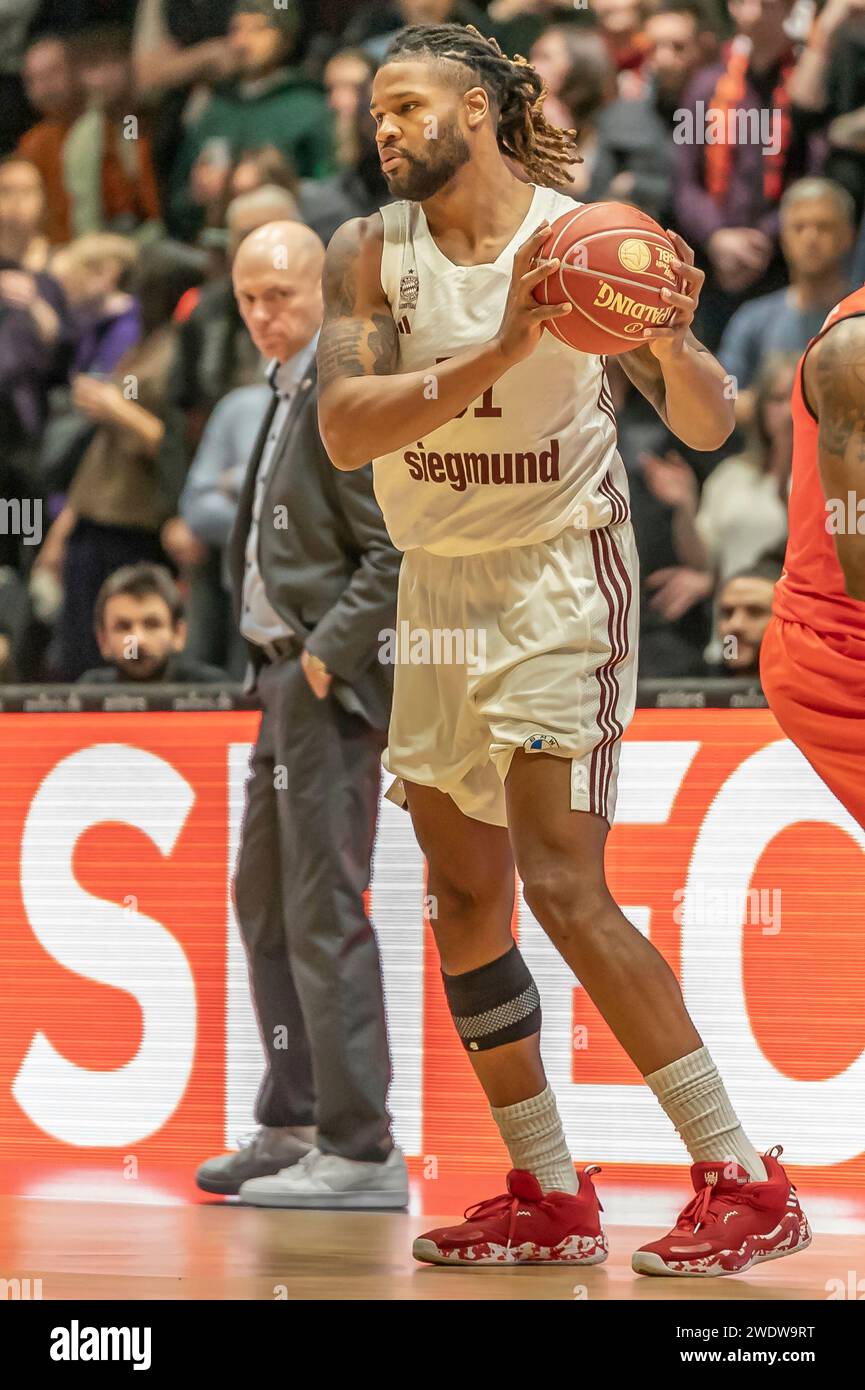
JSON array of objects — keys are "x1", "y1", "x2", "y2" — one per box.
[{"x1": 761, "y1": 286, "x2": 865, "y2": 830}]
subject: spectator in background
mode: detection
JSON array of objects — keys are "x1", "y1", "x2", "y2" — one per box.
[
  {"x1": 45, "y1": 239, "x2": 208, "y2": 678},
  {"x1": 592, "y1": 0, "x2": 652, "y2": 96},
  {"x1": 692, "y1": 352, "x2": 795, "y2": 585},
  {"x1": 226, "y1": 113, "x2": 389, "y2": 248},
  {"x1": 206, "y1": 82, "x2": 389, "y2": 249},
  {"x1": 487, "y1": 0, "x2": 595, "y2": 58},
  {"x1": 37, "y1": 234, "x2": 141, "y2": 505},
  {"x1": 63, "y1": 26, "x2": 162, "y2": 238},
  {"x1": 0, "y1": 198, "x2": 72, "y2": 571},
  {"x1": 160, "y1": 185, "x2": 299, "y2": 471},
  {"x1": 719, "y1": 177, "x2": 854, "y2": 425},
  {"x1": 346, "y1": 0, "x2": 492, "y2": 65},
  {"x1": 594, "y1": 0, "x2": 714, "y2": 224},
  {"x1": 0, "y1": 0, "x2": 41, "y2": 154},
  {"x1": 789, "y1": 0, "x2": 865, "y2": 218},
  {"x1": 674, "y1": 0, "x2": 820, "y2": 349},
  {"x1": 49, "y1": 233, "x2": 141, "y2": 376},
  {"x1": 302, "y1": 73, "x2": 390, "y2": 241},
  {"x1": 156, "y1": 184, "x2": 300, "y2": 672},
  {"x1": 179, "y1": 377, "x2": 271, "y2": 677},
  {"x1": 78, "y1": 561, "x2": 229, "y2": 682},
  {"x1": 606, "y1": 361, "x2": 714, "y2": 677},
  {"x1": 0, "y1": 156, "x2": 50, "y2": 271},
  {"x1": 132, "y1": 0, "x2": 237, "y2": 197},
  {"x1": 324, "y1": 47, "x2": 375, "y2": 171},
  {"x1": 531, "y1": 29, "x2": 620, "y2": 197},
  {"x1": 228, "y1": 146, "x2": 297, "y2": 203},
  {"x1": 187, "y1": 138, "x2": 256, "y2": 234},
  {"x1": 640, "y1": 353, "x2": 796, "y2": 666},
  {"x1": 710, "y1": 559, "x2": 781, "y2": 678},
  {"x1": 529, "y1": 24, "x2": 597, "y2": 132},
  {"x1": 168, "y1": 0, "x2": 334, "y2": 242},
  {"x1": 192, "y1": 144, "x2": 300, "y2": 240},
  {"x1": 16, "y1": 35, "x2": 85, "y2": 245}
]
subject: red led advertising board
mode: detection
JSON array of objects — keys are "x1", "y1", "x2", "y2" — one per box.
[{"x1": 0, "y1": 711, "x2": 863, "y2": 1217}]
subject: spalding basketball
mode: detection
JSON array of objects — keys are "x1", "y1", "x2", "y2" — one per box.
[{"x1": 532, "y1": 203, "x2": 683, "y2": 356}]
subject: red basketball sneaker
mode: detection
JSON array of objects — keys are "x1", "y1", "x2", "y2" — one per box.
[
  {"x1": 413, "y1": 1166, "x2": 608, "y2": 1266},
  {"x1": 632, "y1": 1146, "x2": 812, "y2": 1277}
]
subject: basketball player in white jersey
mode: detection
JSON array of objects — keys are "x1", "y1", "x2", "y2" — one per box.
[{"x1": 309, "y1": 24, "x2": 812, "y2": 1277}]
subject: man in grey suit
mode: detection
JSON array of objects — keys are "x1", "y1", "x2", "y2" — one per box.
[{"x1": 196, "y1": 221, "x2": 407, "y2": 1208}]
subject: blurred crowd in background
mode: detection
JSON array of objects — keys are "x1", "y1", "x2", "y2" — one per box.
[{"x1": 0, "y1": 0, "x2": 863, "y2": 686}]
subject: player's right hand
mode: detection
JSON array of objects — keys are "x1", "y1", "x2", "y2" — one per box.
[{"x1": 493, "y1": 221, "x2": 572, "y2": 367}]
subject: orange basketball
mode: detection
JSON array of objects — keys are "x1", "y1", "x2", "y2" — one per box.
[{"x1": 532, "y1": 203, "x2": 683, "y2": 356}]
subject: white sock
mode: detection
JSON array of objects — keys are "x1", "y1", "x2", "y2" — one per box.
[
  {"x1": 490, "y1": 1084, "x2": 579, "y2": 1194},
  {"x1": 644, "y1": 1046, "x2": 767, "y2": 1183}
]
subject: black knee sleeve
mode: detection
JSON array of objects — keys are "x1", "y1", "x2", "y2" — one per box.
[{"x1": 442, "y1": 943, "x2": 541, "y2": 1052}]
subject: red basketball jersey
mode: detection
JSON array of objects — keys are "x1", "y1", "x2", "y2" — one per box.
[{"x1": 773, "y1": 284, "x2": 865, "y2": 639}]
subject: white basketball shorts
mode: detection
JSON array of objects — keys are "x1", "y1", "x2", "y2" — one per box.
[{"x1": 383, "y1": 520, "x2": 640, "y2": 827}]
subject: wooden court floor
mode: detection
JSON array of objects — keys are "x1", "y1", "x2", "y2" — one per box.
[{"x1": 2, "y1": 1194, "x2": 860, "y2": 1300}]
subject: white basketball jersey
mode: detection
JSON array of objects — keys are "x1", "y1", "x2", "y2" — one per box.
[{"x1": 372, "y1": 183, "x2": 630, "y2": 556}]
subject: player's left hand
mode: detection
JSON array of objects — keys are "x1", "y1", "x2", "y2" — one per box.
[
  {"x1": 301, "y1": 648, "x2": 332, "y2": 699},
  {"x1": 641, "y1": 231, "x2": 704, "y2": 360}
]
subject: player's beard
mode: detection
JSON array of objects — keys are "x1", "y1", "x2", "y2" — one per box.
[{"x1": 384, "y1": 119, "x2": 470, "y2": 201}]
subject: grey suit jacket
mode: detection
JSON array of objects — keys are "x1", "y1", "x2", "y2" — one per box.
[{"x1": 228, "y1": 357, "x2": 401, "y2": 732}]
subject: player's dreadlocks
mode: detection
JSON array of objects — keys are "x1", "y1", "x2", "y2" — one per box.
[{"x1": 382, "y1": 23, "x2": 582, "y2": 189}]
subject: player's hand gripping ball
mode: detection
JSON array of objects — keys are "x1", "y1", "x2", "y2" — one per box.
[{"x1": 532, "y1": 203, "x2": 689, "y2": 356}]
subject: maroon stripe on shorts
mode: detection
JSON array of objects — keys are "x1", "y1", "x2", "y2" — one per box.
[
  {"x1": 598, "y1": 471, "x2": 629, "y2": 525},
  {"x1": 589, "y1": 532, "x2": 620, "y2": 817},
  {"x1": 589, "y1": 526, "x2": 632, "y2": 818},
  {"x1": 595, "y1": 366, "x2": 629, "y2": 526},
  {"x1": 597, "y1": 358, "x2": 617, "y2": 430},
  {"x1": 597, "y1": 384, "x2": 617, "y2": 432},
  {"x1": 599, "y1": 526, "x2": 634, "y2": 812}
]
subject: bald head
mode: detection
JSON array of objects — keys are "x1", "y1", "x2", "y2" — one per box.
[
  {"x1": 233, "y1": 220, "x2": 324, "y2": 278},
  {"x1": 233, "y1": 220, "x2": 325, "y2": 364},
  {"x1": 226, "y1": 184, "x2": 300, "y2": 258}
]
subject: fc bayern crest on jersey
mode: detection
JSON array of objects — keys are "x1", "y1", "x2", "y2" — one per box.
[{"x1": 398, "y1": 269, "x2": 419, "y2": 311}]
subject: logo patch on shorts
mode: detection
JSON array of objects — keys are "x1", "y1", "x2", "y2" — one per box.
[{"x1": 524, "y1": 734, "x2": 559, "y2": 752}]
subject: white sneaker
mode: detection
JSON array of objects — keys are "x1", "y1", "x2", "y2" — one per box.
[
  {"x1": 196, "y1": 1127, "x2": 315, "y2": 1195},
  {"x1": 239, "y1": 1146, "x2": 408, "y2": 1209}
]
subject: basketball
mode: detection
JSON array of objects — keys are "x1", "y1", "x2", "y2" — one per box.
[{"x1": 532, "y1": 203, "x2": 684, "y2": 356}]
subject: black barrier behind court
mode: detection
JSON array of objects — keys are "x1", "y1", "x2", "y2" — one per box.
[{"x1": 0, "y1": 678, "x2": 768, "y2": 713}]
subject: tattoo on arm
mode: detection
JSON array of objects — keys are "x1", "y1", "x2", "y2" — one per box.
[
  {"x1": 317, "y1": 221, "x2": 398, "y2": 391},
  {"x1": 326, "y1": 239, "x2": 357, "y2": 316},
  {"x1": 814, "y1": 323, "x2": 865, "y2": 464},
  {"x1": 317, "y1": 314, "x2": 398, "y2": 389},
  {"x1": 812, "y1": 318, "x2": 865, "y2": 596}
]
